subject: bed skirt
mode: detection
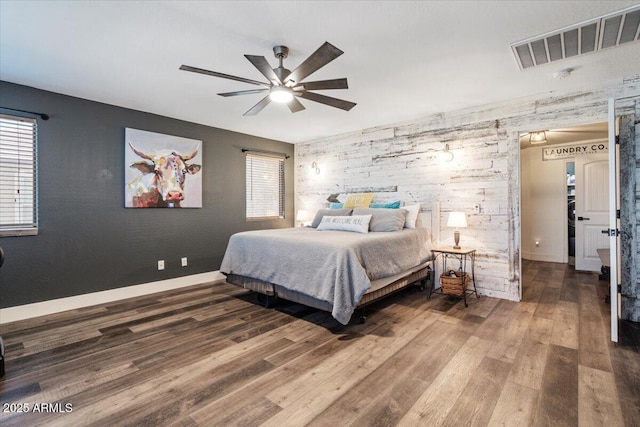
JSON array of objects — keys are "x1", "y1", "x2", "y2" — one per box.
[{"x1": 225, "y1": 263, "x2": 433, "y2": 319}]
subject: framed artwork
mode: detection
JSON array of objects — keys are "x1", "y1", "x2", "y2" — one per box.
[{"x1": 125, "y1": 128, "x2": 203, "y2": 208}]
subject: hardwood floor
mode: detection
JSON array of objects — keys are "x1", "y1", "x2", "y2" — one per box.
[{"x1": 1, "y1": 260, "x2": 638, "y2": 426}]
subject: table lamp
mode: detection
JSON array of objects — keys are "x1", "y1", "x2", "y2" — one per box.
[
  {"x1": 296, "y1": 209, "x2": 312, "y2": 227},
  {"x1": 447, "y1": 211, "x2": 467, "y2": 249}
]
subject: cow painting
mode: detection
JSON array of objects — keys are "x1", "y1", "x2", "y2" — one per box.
[{"x1": 125, "y1": 128, "x2": 203, "y2": 208}]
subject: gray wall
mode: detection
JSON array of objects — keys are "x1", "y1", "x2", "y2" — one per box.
[{"x1": 0, "y1": 81, "x2": 294, "y2": 308}]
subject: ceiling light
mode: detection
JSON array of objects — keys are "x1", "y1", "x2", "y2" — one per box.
[
  {"x1": 529, "y1": 131, "x2": 548, "y2": 144},
  {"x1": 269, "y1": 86, "x2": 294, "y2": 103}
]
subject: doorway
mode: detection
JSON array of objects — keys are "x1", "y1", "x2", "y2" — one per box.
[{"x1": 520, "y1": 122, "x2": 609, "y2": 269}]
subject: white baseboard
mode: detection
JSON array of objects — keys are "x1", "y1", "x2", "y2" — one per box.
[
  {"x1": 479, "y1": 288, "x2": 520, "y2": 302},
  {"x1": 0, "y1": 271, "x2": 226, "y2": 324},
  {"x1": 522, "y1": 251, "x2": 565, "y2": 263}
]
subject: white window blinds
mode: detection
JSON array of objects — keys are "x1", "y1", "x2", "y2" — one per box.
[
  {"x1": 0, "y1": 114, "x2": 38, "y2": 236},
  {"x1": 246, "y1": 153, "x2": 285, "y2": 220}
]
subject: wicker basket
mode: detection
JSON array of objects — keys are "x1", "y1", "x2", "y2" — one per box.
[{"x1": 440, "y1": 270, "x2": 469, "y2": 296}]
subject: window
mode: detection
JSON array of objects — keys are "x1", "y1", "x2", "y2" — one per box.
[
  {"x1": 245, "y1": 152, "x2": 285, "y2": 220},
  {"x1": 0, "y1": 114, "x2": 38, "y2": 236}
]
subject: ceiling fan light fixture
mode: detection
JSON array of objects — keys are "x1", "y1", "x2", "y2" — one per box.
[
  {"x1": 181, "y1": 42, "x2": 355, "y2": 115},
  {"x1": 529, "y1": 131, "x2": 548, "y2": 145},
  {"x1": 269, "y1": 86, "x2": 294, "y2": 103}
]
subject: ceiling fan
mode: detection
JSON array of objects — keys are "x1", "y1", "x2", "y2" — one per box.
[{"x1": 180, "y1": 42, "x2": 356, "y2": 116}]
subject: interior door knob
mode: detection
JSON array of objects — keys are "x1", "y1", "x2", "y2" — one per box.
[{"x1": 577, "y1": 216, "x2": 590, "y2": 221}]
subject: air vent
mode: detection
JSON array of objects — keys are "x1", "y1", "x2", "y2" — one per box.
[{"x1": 511, "y1": 5, "x2": 640, "y2": 70}]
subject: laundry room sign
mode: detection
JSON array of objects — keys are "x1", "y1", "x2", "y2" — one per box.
[{"x1": 542, "y1": 141, "x2": 608, "y2": 161}]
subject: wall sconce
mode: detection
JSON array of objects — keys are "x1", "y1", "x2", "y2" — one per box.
[
  {"x1": 529, "y1": 131, "x2": 548, "y2": 145},
  {"x1": 439, "y1": 143, "x2": 454, "y2": 162},
  {"x1": 447, "y1": 211, "x2": 468, "y2": 249},
  {"x1": 311, "y1": 162, "x2": 320, "y2": 175}
]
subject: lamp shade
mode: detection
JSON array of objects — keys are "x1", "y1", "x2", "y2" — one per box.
[
  {"x1": 296, "y1": 209, "x2": 312, "y2": 222},
  {"x1": 529, "y1": 131, "x2": 548, "y2": 145},
  {"x1": 447, "y1": 211, "x2": 467, "y2": 228}
]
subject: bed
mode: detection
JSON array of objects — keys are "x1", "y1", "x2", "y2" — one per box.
[{"x1": 220, "y1": 203, "x2": 436, "y2": 324}]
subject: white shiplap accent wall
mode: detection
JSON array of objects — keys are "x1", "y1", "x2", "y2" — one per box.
[{"x1": 296, "y1": 82, "x2": 640, "y2": 302}]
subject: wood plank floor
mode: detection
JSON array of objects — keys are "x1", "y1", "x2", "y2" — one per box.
[{"x1": 1, "y1": 260, "x2": 639, "y2": 426}]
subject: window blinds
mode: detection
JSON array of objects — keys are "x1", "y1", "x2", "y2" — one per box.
[
  {"x1": 0, "y1": 114, "x2": 38, "y2": 235},
  {"x1": 245, "y1": 153, "x2": 284, "y2": 220}
]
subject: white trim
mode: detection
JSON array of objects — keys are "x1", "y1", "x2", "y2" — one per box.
[
  {"x1": 522, "y1": 252, "x2": 565, "y2": 263},
  {"x1": 607, "y1": 97, "x2": 619, "y2": 343},
  {"x1": 479, "y1": 289, "x2": 519, "y2": 302},
  {"x1": 0, "y1": 271, "x2": 226, "y2": 324}
]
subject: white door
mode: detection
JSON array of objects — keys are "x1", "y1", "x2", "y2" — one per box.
[
  {"x1": 575, "y1": 151, "x2": 609, "y2": 271},
  {"x1": 607, "y1": 98, "x2": 619, "y2": 343}
]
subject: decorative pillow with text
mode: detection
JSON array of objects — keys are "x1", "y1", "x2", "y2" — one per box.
[
  {"x1": 316, "y1": 215, "x2": 372, "y2": 234},
  {"x1": 310, "y1": 208, "x2": 353, "y2": 228}
]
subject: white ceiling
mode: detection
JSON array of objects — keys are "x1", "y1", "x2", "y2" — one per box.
[{"x1": 1, "y1": 1, "x2": 639, "y2": 144}]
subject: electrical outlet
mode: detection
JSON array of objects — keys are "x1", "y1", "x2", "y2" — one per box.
[
  {"x1": 158, "y1": 260, "x2": 165, "y2": 270},
  {"x1": 181, "y1": 257, "x2": 188, "y2": 267},
  {"x1": 474, "y1": 204, "x2": 481, "y2": 214}
]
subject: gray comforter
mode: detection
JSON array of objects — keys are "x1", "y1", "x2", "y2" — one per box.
[{"x1": 220, "y1": 227, "x2": 432, "y2": 324}]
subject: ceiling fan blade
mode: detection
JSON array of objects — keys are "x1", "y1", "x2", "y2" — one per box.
[
  {"x1": 244, "y1": 55, "x2": 282, "y2": 85},
  {"x1": 284, "y1": 42, "x2": 344, "y2": 85},
  {"x1": 180, "y1": 65, "x2": 268, "y2": 87},
  {"x1": 218, "y1": 89, "x2": 270, "y2": 97},
  {"x1": 287, "y1": 97, "x2": 306, "y2": 113},
  {"x1": 243, "y1": 95, "x2": 272, "y2": 116},
  {"x1": 297, "y1": 91, "x2": 356, "y2": 111},
  {"x1": 294, "y1": 78, "x2": 348, "y2": 91}
]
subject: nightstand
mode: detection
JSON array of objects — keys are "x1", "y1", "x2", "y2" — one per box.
[{"x1": 430, "y1": 247, "x2": 478, "y2": 307}]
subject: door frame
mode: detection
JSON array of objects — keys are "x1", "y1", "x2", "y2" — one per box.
[
  {"x1": 607, "y1": 98, "x2": 619, "y2": 343},
  {"x1": 516, "y1": 118, "x2": 620, "y2": 342},
  {"x1": 517, "y1": 97, "x2": 634, "y2": 343}
]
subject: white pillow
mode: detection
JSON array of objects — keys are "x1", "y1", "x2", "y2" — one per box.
[
  {"x1": 317, "y1": 215, "x2": 372, "y2": 234},
  {"x1": 403, "y1": 204, "x2": 421, "y2": 228}
]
